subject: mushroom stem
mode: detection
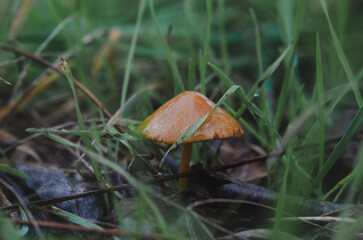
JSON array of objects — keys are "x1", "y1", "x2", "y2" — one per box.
[{"x1": 179, "y1": 143, "x2": 192, "y2": 190}]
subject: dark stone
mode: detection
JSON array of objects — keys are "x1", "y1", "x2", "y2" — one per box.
[{"x1": 17, "y1": 165, "x2": 103, "y2": 220}]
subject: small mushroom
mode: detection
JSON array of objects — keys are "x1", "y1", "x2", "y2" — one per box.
[{"x1": 138, "y1": 91, "x2": 243, "y2": 190}]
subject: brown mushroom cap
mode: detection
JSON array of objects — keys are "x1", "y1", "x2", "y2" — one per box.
[{"x1": 138, "y1": 91, "x2": 243, "y2": 144}]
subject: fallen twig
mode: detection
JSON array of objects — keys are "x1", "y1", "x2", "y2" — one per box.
[
  {"x1": 10, "y1": 219, "x2": 160, "y2": 239},
  {"x1": 0, "y1": 154, "x2": 268, "y2": 211},
  {"x1": 188, "y1": 170, "x2": 350, "y2": 217}
]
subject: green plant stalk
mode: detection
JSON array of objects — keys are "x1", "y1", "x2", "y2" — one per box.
[
  {"x1": 60, "y1": 59, "x2": 107, "y2": 197},
  {"x1": 217, "y1": 0, "x2": 230, "y2": 74},
  {"x1": 223, "y1": 104, "x2": 269, "y2": 147},
  {"x1": 250, "y1": 8, "x2": 263, "y2": 76},
  {"x1": 272, "y1": 144, "x2": 294, "y2": 240},
  {"x1": 200, "y1": 0, "x2": 212, "y2": 95},
  {"x1": 120, "y1": 0, "x2": 146, "y2": 106},
  {"x1": 183, "y1": 0, "x2": 203, "y2": 44},
  {"x1": 345, "y1": 139, "x2": 363, "y2": 203},
  {"x1": 337, "y1": 0, "x2": 349, "y2": 39},
  {"x1": 302, "y1": 82, "x2": 351, "y2": 148},
  {"x1": 305, "y1": 106, "x2": 363, "y2": 196},
  {"x1": 226, "y1": 41, "x2": 292, "y2": 133},
  {"x1": 247, "y1": 43, "x2": 292, "y2": 102},
  {"x1": 239, "y1": 117, "x2": 269, "y2": 147},
  {"x1": 0, "y1": 1, "x2": 21, "y2": 46},
  {"x1": 277, "y1": 0, "x2": 294, "y2": 44},
  {"x1": 50, "y1": 206, "x2": 103, "y2": 230},
  {"x1": 321, "y1": 0, "x2": 363, "y2": 107},
  {"x1": 273, "y1": 0, "x2": 306, "y2": 131},
  {"x1": 316, "y1": 33, "x2": 325, "y2": 197},
  {"x1": 250, "y1": 7, "x2": 271, "y2": 144},
  {"x1": 149, "y1": 0, "x2": 184, "y2": 95},
  {"x1": 289, "y1": 84, "x2": 304, "y2": 123},
  {"x1": 35, "y1": 16, "x2": 73, "y2": 56},
  {"x1": 91, "y1": 121, "x2": 110, "y2": 212},
  {"x1": 198, "y1": 50, "x2": 204, "y2": 92},
  {"x1": 332, "y1": 177, "x2": 350, "y2": 203},
  {"x1": 98, "y1": 108, "x2": 114, "y2": 161},
  {"x1": 321, "y1": 170, "x2": 354, "y2": 201},
  {"x1": 26, "y1": 128, "x2": 138, "y2": 141},
  {"x1": 188, "y1": 58, "x2": 196, "y2": 90},
  {"x1": 0, "y1": 163, "x2": 29, "y2": 179},
  {"x1": 46, "y1": 1, "x2": 74, "y2": 50},
  {"x1": 209, "y1": 63, "x2": 280, "y2": 141},
  {"x1": 273, "y1": 56, "x2": 294, "y2": 133}
]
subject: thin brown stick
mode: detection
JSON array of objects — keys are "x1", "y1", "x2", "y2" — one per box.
[
  {"x1": 0, "y1": 154, "x2": 268, "y2": 211},
  {"x1": 210, "y1": 154, "x2": 269, "y2": 172},
  {"x1": 11, "y1": 219, "x2": 160, "y2": 239},
  {"x1": 1, "y1": 45, "x2": 125, "y2": 133}
]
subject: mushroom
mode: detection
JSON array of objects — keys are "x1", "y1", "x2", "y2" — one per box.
[{"x1": 138, "y1": 91, "x2": 243, "y2": 190}]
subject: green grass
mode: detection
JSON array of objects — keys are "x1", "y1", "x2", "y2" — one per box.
[
  {"x1": 316, "y1": 32, "x2": 325, "y2": 196},
  {"x1": 61, "y1": 58, "x2": 109, "y2": 210},
  {"x1": 120, "y1": 0, "x2": 146, "y2": 106},
  {"x1": 1, "y1": 0, "x2": 363, "y2": 239}
]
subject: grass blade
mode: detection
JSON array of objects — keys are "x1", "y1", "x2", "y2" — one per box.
[
  {"x1": 149, "y1": 0, "x2": 185, "y2": 95},
  {"x1": 45, "y1": 133, "x2": 78, "y2": 148},
  {"x1": 250, "y1": 7, "x2": 270, "y2": 123},
  {"x1": 217, "y1": 0, "x2": 230, "y2": 73},
  {"x1": 273, "y1": 0, "x2": 306, "y2": 131},
  {"x1": 50, "y1": 206, "x2": 103, "y2": 230},
  {"x1": 26, "y1": 128, "x2": 139, "y2": 141},
  {"x1": 272, "y1": 144, "x2": 294, "y2": 240},
  {"x1": 35, "y1": 16, "x2": 73, "y2": 56},
  {"x1": 320, "y1": 0, "x2": 363, "y2": 107},
  {"x1": 0, "y1": 0, "x2": 21, "y2": 46},
  {"x1": 249, "y1": 8, "x2": 263, "y2": 76},
  {"x1": 200, "y1": 0, "x2": 212, "y2": 95},
  {"x1": 322, "y1": 171, "x2": 354, "y2": 201},
  {"x1": 247, "y1": 43, "x2": 292, "y2": 100},
  {"x1": 344, "y1": 139, "x2": 363, "y2": 203},
  {"x1": 316, "y1": 33, "x2": 325, "y2": 195},
  {"x1": 0, "y1": 163, "x2": 29, "y2": 179},
  {"x1": 188, "y1": 58, "x2": 196, "y2": 90},
  {"x1": 60, "y1": 58, "x2": 107, "y2": 199},
  {"x1": 209, "y1": 63, "x2": 280, "y2": 141},
  {"x1": 120, "y1": 0, "x2": 146, "y2": 106},
  {"x1": 305, "y1": 107, "x2": 363, "y2": 196}
]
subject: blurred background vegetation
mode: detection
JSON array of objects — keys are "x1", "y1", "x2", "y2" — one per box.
[{"x1": 0, "y1": 0, "x2": 363, "y2": 239}]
